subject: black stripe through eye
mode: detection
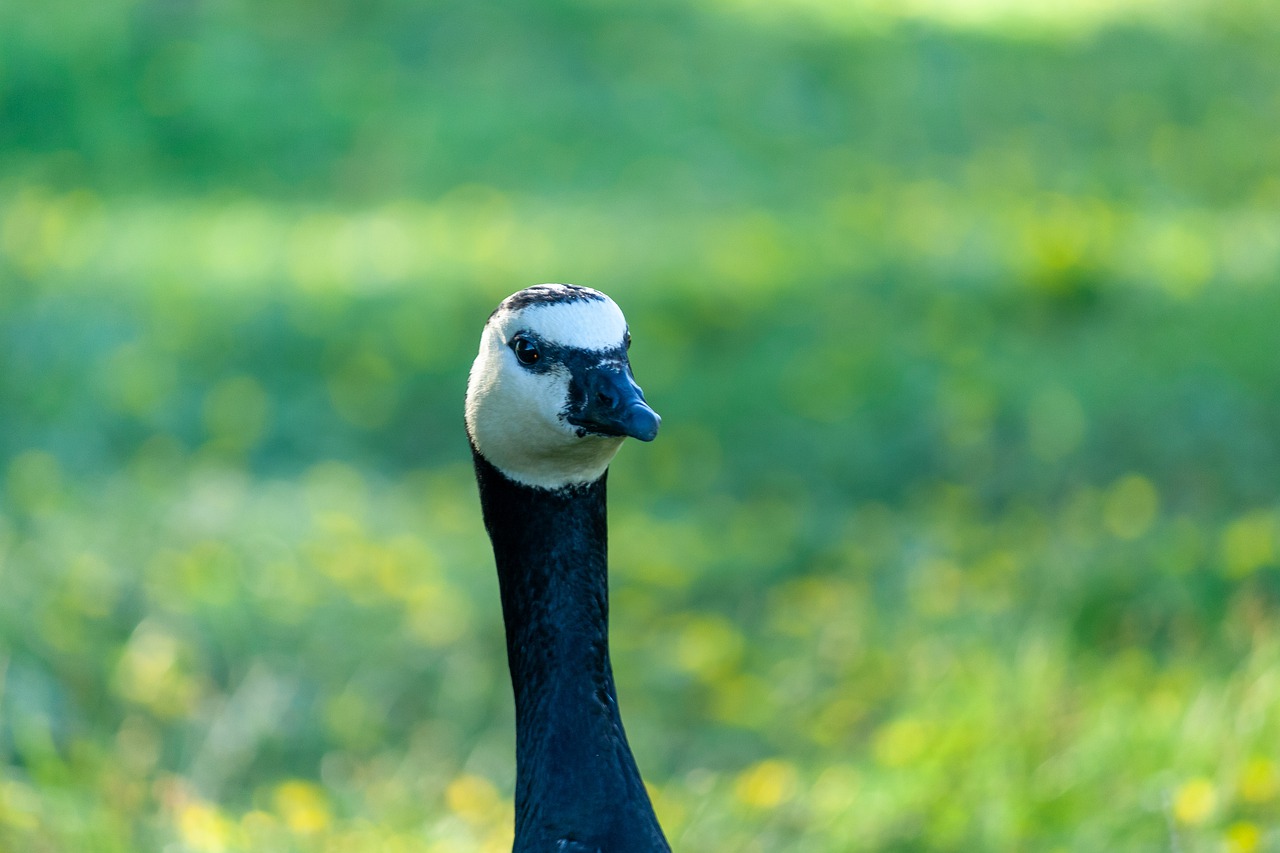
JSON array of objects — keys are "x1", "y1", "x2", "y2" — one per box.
[{"x1": 507, "y1": 333, "x2": 629, "y2": 381}]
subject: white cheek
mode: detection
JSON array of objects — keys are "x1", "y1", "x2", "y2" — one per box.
[{"x1": 508, "y1": 362, "x2": 573, "y2": 431}]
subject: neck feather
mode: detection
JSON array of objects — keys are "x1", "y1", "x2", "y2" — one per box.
[{"x1": 472, "y1": 448, "x2": 669, "y2": 852}]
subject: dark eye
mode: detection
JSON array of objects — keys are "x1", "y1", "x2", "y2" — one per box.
[
  {"x1": 512, "y1": 336, "x2": 540, "y2": 366},
  {"x1": 624, "y1": 331, "x2": 632, "y2": 350}
]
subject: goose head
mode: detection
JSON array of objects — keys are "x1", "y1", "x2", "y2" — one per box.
[{"x1": 465, "y1": 284, "x2": 660, "y2": 490}]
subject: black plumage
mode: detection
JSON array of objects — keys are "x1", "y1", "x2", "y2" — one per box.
[
  {"x1": 472, "y1": 449, "x2": 670, "y2": 852},
  {"x1": 493, "y1": 282, "x2": 606, "y2": 316}
]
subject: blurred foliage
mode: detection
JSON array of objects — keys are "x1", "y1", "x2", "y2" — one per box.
[{"x1": 3, "y1": 0, "x2": 1280, "y2": 850}]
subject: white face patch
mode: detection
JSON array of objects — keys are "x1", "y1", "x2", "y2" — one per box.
[
  {"x1": 493, "y1": 296, "x2": 627, "y2": 352},
  {"x1": 465, "y1": 286, "x2": 634, "y2": 489}
]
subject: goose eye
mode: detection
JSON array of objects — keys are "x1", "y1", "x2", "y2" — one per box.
[
  {"x1": 512, "y1": 336, "x2": 540, "y2": 366},
  {"x1": 625, "y1": 332, "x2": 632, "y2": 350}
]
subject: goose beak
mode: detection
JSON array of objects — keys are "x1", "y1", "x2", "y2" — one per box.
[{"x1": 567, "y1": 365, "x2": 661, "y2": 442}]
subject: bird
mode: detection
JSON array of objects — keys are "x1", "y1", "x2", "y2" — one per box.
[{"x1": 465, "y1": 283, "x2": 671, "y2": 852}]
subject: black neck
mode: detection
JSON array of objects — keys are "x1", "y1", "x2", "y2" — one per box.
[{"x1": 472, "y1": 449, "x2": 669, "y2": 852}]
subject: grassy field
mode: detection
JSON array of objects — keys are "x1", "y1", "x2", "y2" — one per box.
[{"x1": 3, "y1": 1, "x2": 1280, "y2": 850}]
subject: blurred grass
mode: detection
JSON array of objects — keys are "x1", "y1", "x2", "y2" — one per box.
[{"x1": 3, "y1": 0, "x2": 1280, "y2": 850}]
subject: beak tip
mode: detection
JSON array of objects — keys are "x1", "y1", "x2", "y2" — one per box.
[{"x1": 629, "y1": 405, "x2": 660, "y2": 442}]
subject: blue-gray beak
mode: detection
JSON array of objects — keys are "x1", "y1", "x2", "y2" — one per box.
[{"x1": 567, "y1": 365, "x2": 660, "y2": 442}]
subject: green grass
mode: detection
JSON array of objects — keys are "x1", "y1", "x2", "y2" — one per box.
[{"x1": 2, "y1": 1, "x2": 1280, "y2": 850}]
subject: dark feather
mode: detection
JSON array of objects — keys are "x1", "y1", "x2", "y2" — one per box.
[{"x1": 472, "y1": 448, "x2": 670, "y2": 852}]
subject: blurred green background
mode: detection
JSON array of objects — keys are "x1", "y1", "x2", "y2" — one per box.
[{"x1": 3, "y1": 0, "x2": 1280, "y2": 850}]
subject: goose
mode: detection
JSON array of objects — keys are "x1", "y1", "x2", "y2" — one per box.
[{"x1": 465, "y1": 283, "x2": 671, "y2": 852}]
